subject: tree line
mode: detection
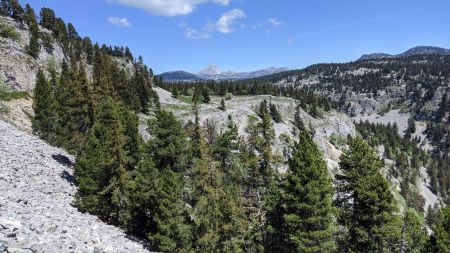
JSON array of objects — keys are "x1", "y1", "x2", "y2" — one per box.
[{"x1": 1, "y1": 0, "x2": 135, "y2": 62}]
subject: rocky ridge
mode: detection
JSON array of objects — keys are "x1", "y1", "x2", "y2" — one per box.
[
  {"x1": 358, "y1": 46, "x2": 450, "y2": 61},
  {"x1": 153, "y1": 88, "x2": 357, "y2": 171},
  {"x1": 0, "y1": 16, "x2": 133, "y2": 92},
  {"x1": 0, "y1": 120, "x2": 149, "y2": 253}
]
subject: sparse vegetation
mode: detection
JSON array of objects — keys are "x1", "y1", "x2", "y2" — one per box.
[
  {"x1": 330, "y1": 132, "x2": 347, "y2": 147},
  {"x1": 0, "y1": 20, "x2": 20, "y2": 41}
]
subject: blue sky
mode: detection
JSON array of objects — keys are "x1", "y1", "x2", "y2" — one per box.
[{"x1": 20, "y1": 0, "x2": 450, "y2": 74}]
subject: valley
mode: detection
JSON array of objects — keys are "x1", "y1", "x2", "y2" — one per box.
[{"x1": 1, "y1": 1, "x2": 449, "y2": 252}]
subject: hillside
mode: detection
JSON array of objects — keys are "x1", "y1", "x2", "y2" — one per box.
[
  {"x1": 0, "y1": 2, "x2": 447, "y2": 252},
  {"x1": 0, "y1": 15, "x2": 134, "y2": 91},
  {"x1": 358, "y1": 46, "x2": 450, "y2": 60},
  {"x1": 0, "y1": 120, "x2": 149, "y2": 252},
  {"x1": 158, "y1": 70, "x2": 204, "y2": 82},
  {"x1": 233, "y1": 49, "x2": 450, "y2": 203}
]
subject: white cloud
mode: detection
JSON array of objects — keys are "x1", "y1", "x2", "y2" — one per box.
[
  {"x1": 213, "y1": 0, "x2": 230, "y2": 6},
  {"x1": 183, "y1": 9, "x2": 245, "y2": 39},
  {"x1": 107, "y1": 16, "x2": 132, "y2": 27},
  {"x1": 216, "y1": 9, "x2": 246, "y2": 34},
  {"x1": 107, "y1": 0, "x2": 230, "y2": 17}
]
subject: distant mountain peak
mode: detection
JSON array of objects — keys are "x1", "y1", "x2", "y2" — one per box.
[
  {"x1": 160, "y1": 66, "x2": 289, "y2": 82},
  {"x1": 198, "y1": 65, "x2": 221, "y2": 76},
  {"x1": 358, "y1": 46, "x2": 450, "y2": 61},
  {"x1": 399, "y1": 46, "x2": 450, "y2": 57},
  {"x1": 359, "y1": 53, "x2": 393, "y2": 61}
]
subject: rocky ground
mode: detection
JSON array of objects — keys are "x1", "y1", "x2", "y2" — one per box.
[{"x1": 0, "y1": 120, "x2": 149, "y2": 253}]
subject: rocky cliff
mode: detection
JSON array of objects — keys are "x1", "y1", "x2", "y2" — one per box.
[
  {"x1": 0, "y1": 16, "x2": 65, "y2": 91},
  {"x1": 0, "y1": 16, "x2": 133, "y2": 92}
]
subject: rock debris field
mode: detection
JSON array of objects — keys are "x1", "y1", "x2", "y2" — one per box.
[{"x1": 0, "y1": 120, "x2": 149, "y2": 253}]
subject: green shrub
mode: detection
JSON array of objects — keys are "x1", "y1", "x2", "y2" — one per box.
[
  {"x1": 0, "y1": 21, "x2": 20, "y2": 41},
  {"x1": 330, "y1": 133, "x2": 347, "y2": 147},
  {"x1": 41, "y1": 32, "x2": 54, "y2": 52},
  {"x1": 225, "y1": 92, "x2": 233, "y2": 100}
]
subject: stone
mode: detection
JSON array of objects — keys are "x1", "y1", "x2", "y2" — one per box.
[{"x1": 0, "y1": 120, "x2": 150, "y2": 253}]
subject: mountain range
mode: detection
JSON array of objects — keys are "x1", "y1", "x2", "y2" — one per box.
[
  {"x1": 358, "y1": 46, "x2": 450, "y2": 61},
  {"x1": 160, "y1": 46, "x2": 450, "y2": 82},
  {"x1": 159, "y1": 65, "x2": 289, "y2": 82}
]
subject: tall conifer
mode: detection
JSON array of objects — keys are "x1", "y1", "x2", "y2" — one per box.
[
  {"x1": 32, "y1": 68, "x2": 58, "y2": 144},
  {"x1": 282, "y1": 130, "x2": 336, "y2": 252},
  {"x1": 335, "y1": 138, "x2": 400, "y2": 252}
]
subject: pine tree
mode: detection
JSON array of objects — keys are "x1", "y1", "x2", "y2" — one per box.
[
  {"x1": 257, "y1": 100, "x2": 275, "y2": 181},
  {"x1": 269, "y1": 103, "x2": 283, "y2": 123},
  {"x1": 282, "y1": 130, "x2": 336, "y2": 252},
  {"x1": 74, "y1": 98, "x2": 130, "y2": 221},
  {"x1": 202, "y1": 86, "x2": 211, "y2": 103},
  {"x1": 242, "y1": 102, "x2": 277, "y2": 251},
  {"x1": 185, "y1": 108, "x2": 246, "y2": 252},
  {"x1": 399, "y1": 208, "x2": 428, "y2": 253},
  {"x1": 219, "y1": 97, "x2": 226, "y2": 111},
  {"x1": 54, "y1": 60, "x2": 72, "y2": 147},
  {"x1": 27, "y1": 33, "x2": 40, "y2": 58},
  {"x1": 148, "y1": 168, "x2": 193, "y2": 252},
  {"x1": 120, "y1": 107, "x2": 141, "y2": 170},
  {"x1": 242, "y1": 117, "x2": 266, "y2": 251},
  {"x1": 10, "y1": 0, "x2": 23, "y2": 22},
  {"x1": 426, "y1": 206, "x2": 450, "y2": 253},
  {"x1": 213, "y1": 118, "x2": 241, "y2": 181},
  {"x1": 32, "y1": 68, "x2": 58, "y2": 144},
  {"x1": 190, "y1": 100, "x2": 203, "y2": 159},
  {"x1": 24, "y1": 4, "x2": 39, "y2": 59},
  {"x1": 64, "y1": 62, "x2": 92, "y2": 154},
  {"x1": 39, "y1": 7, "x2": 56, "y2": 30},
  {"x1": 192, "y1": 148, "x2": 246, "y2": 252},
  {"x1": 335, "y1": 138, "x2": 401, "y2": 252},
  {"x1": 171, "y1": 87, "x2": 179, "y2": 98},
  {"x1": 24, "y1": 4, "x2": 37, "y2": 28},
  {"x1": 147, "y1": 110, "x2": 188, "y2": 173}
]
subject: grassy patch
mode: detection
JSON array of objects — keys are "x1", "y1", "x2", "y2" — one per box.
[
  {"x1": 0, "y1": 83, "x2": 30, "y2": 101},
  {"x1": 176, "y1": 95, "x2": 216, "y2": 105},
  {"x1": 177, "y1": 95, "x2": 194, "y2": 104},
  {"x1": 378, "y1": 105, "x2": 391, "y2": 116},
  {"x1": 162, "y1": 103, "x2": 191, "y2": 111},
  {"x1": 0, "y1": 20, "x2": 20, "y2": 41}
]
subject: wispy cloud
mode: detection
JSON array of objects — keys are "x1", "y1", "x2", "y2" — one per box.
[
  {"x1": 184, "y1": 9, "x2": 245, "y2": 39},
  {"x1": 249, "y1": 17, "x2": 282, "y2": 32},
  {"x1": 266, "y1": 18, "x2": 281, "y2": 27},
  {"x1": 213, "y1": 0, "x2": 230, "y2": 6},
  {"x1": 216, "y1": 9, "x2": 246, "y2": 34},
  {"x1": 107, "y1": 0, "x2": 229, "y2": 17},
  {"x1": 185, "y1": 27, "x2": 211, "y2": 39},
  {"x1": 107, "y1": 16, "x2": 132, "y2": 27}
]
